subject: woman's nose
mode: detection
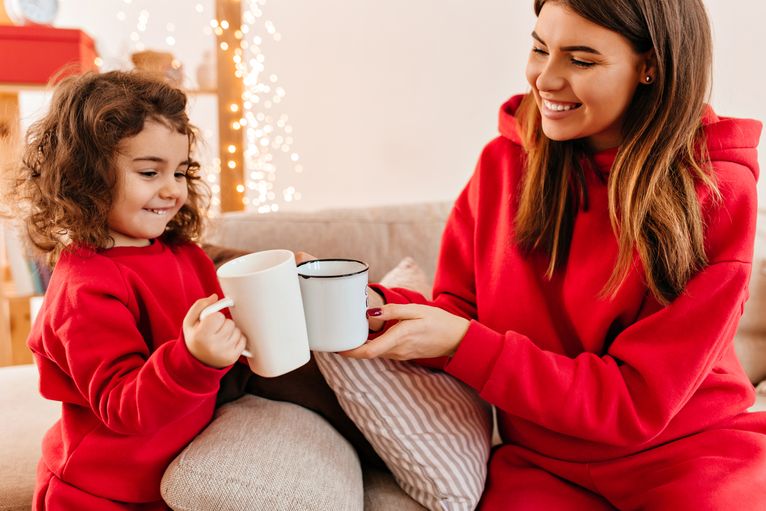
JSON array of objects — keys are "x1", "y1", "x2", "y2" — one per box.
[{"x1": 535, "y1": 59, "x2": 566, "y2": 92}]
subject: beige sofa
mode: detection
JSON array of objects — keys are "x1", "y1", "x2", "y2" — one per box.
[{"x1": 1, "y1": 201, "x2": 765, "y2": 510}]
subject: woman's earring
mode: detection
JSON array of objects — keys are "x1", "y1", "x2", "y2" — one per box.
[{"x1": 645, "y1": 75, "x2": 653, "y2": 83}]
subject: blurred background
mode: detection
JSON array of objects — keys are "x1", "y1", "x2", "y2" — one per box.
[
  {"x1": 0, "y1": 0, "x2": 764, "y2": 371},
  {"x1": 6, "y1": 0, "x2": 763, "y2": 214}
]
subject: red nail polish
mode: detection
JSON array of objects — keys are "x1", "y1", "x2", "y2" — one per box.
[{"x1": 367, "y1": 308, "x2": 382, "y2": 317}]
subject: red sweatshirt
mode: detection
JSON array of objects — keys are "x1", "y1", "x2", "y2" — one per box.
[
  {"x1": 373, "y1": 95, "x2": 763, "y2": 462},
  {"x1": 28, "y1": 240, "x2": 229, "y2": 505}
]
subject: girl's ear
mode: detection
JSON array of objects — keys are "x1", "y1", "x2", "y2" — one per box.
[{"x1": 640, "y1": 49, "x2": 658, "y2": 85}]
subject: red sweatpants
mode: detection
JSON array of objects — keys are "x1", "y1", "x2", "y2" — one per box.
[
  {"x1": 34, "y1": 461, "x2": 169, "y2": 511},
  {"x1": 480, "y1": 419, "x2": 766, "y2": 510}
]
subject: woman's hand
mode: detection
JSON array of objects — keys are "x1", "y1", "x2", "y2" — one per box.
[
  {"x1": 294, "y1": 251, "x2": 317, "y2": 264},
  {"x1": 367, "y1": 287, "x2": 386, "y2": 331},
  {"x1": 342, "y1": 304, "x2": 470, "y2": 360}
]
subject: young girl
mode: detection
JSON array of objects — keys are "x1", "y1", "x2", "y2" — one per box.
[
  {"x1": 14, "y1": 71, "x2": 247, "y2": 510},
  {"x1": 350, "y1": 0, "x2": 765, "y2": 508}
]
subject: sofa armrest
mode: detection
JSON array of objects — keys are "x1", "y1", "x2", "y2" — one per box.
[{"x1": 161, "y1": 395, "x2": 363, "y2": 511}]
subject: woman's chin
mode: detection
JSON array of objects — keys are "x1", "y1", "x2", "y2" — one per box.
[{"x1": 541, "y1": 129, "x2": 575, "y2": 143}]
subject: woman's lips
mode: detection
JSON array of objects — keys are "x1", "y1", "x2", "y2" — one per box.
[{"x1": 541, "y1": 98, "x2": 582, "y2": 119}]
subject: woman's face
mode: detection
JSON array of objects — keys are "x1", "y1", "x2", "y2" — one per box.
[{"x1": 525, "y1": 1, "x2": 652, "y2": 151}]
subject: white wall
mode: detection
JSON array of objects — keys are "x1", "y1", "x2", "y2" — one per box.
[{"x1": 20, "y1": 0, "x2": 766, "y2": 212}]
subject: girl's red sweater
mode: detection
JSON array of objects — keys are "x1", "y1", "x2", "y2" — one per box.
[{"x1": 29, "y1": 240, "x2": 228, "y2": 504}]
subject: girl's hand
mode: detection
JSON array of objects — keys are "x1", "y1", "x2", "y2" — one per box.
[
  {"x1": 342, "y1": 304, "x2": 470, "y2": 360},
  {"x1": 183, "y1": 294, "x2": 247, "y2": 368}
]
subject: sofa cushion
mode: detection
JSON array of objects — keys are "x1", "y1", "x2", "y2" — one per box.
[
  {"x1": 736, "y1": 257, "x2": 766, "y2": 384},
  {"x1": 314, "y1": 253, "x2": 491, "y2": 511},
  {"x1": 378, "y1": 257, "x2": 432, "y2": 298},
  {"x1": 363, "y1": 468, "x2": 427, "y2": 511},
  {"x1": 204, "y1": 202, "x2": 452, "y2": 283},
  {"x1": 754, "y1": 382, "x2": 766, "y2": 413},
  {"x1": 314, "y1": 352, "x2": 492, "y2": 511},
  {"x1": 161, "y1": 395, "x2": 364, "y2": 511},
  {"x1": 0, "y1": 363, "x2": 59, "y2": 511}
]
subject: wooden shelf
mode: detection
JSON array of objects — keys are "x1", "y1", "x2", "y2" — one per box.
[{"x1": 0, "y1": 290, "x2": 38, "y2": 367}]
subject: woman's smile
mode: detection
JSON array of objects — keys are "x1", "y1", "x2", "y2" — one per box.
[{"x1": 541, "y1": 98, "x2": 583, "y2": 118}]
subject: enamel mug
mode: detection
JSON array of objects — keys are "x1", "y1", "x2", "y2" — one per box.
[{"x1": 297, "y1": 258, "x2": 369, "y2": 352}]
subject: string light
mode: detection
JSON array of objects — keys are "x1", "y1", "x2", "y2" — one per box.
[
  {"x1": 208, "y1": 158, "x2": 222, "y2": 213},
  {"x1": 116, "y1": 1, "x2": 303, "y2": 212},
  {"x1": 233, "y1": 0, "x2": 303, "y2": 212}
]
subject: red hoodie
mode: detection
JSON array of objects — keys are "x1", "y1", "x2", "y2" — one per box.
[
  {"x1": 373, "y1": 94, "x2": 763, "y2": 462},
  {"x1": 29, "y1": 240, "x2": 228, "y2": 506}
]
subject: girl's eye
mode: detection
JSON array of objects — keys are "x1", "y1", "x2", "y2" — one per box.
[
  {"x1": 174, "y1": 171, "x2": 188, "y2": 179},
  {"x1": 532, "y1": 47, "x2": 548, "y2": 56},
  {"x1": 571, "y1": 58, "x2": 595, "y2": 69},
  {"x1": 139, "y1": 170, "x2": 158, "y2": 177}
]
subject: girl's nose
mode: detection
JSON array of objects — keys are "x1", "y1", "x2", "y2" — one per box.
[{"x1": 159, "y1": 178, "x2": 182, "y2": 199}]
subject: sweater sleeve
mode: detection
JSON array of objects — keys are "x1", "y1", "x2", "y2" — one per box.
[
  {"x1": 445, "y1": 163, "x2": 758, "y2": 447},
  {"x1": 51, "y1": 258, "x2": 226, "y2": 436},
  {"x1": 446, "y1": 260, "x2": 749, "y2": 446}
]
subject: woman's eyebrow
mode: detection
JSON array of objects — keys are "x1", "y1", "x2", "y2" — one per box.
[{"x1": 531, "y1": 31, "x2": 603, "y2": 55}]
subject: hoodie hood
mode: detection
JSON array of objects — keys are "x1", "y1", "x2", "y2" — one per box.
[
  {"x1": 498, "y1": 94, "x2": 526, "y2": 146},
  {"x1": 701, "y1": 107, "x2": 762, "y2": 181},
  {"x1": 497, "y1": 94, "x2": 762, "y2": 180}
]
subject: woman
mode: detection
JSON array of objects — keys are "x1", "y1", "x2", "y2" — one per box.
[{"x1": 348, "y1": 0, "x2": 765, "y2": 508}]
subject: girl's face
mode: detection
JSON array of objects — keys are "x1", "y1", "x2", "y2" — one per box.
[
  {"x1": 107, "y1": 120, "x2": 190, "y2": 247},
  {"x1": 525, "y1": 1, "x2": 653, "y2": 151}
]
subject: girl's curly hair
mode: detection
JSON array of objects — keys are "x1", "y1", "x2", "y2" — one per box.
[{"x1": 14, "y1": 70, "x2": 209, "y2": 264}]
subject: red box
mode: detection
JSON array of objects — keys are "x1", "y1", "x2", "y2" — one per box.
[{"x1": 0, "y1": 26, "x2": 98, "y2": 84}]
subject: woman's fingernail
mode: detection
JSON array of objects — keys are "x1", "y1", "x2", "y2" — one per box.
[{"x1": 367, "y1": 308, "x2": 382, "y2": 317}]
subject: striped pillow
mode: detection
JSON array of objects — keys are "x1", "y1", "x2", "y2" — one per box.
[
  {"x1": 315, "y1": 354, "x2": 492, "y2": 510},
  {"x1": 313, "y1": 257, "x2": 492, "y2": 510}
]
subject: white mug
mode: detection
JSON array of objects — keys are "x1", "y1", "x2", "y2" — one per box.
[
  {"x1": 297, "y1": 259, "x2": 369, "y2": 352},
  {"x1": 200, "y1": 249, "x2": 310, "y2": 377}
]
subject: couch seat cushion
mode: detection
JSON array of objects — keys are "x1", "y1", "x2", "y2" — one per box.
[
  {"x1": 161, "y1": 395, "x2": 364, "y2": 511},
  {"x1": 0, "y1": 364, "x2": 59, "y2": 511}
]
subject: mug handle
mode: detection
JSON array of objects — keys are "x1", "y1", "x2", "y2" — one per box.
[{"x1": 199, "y1": 297, "x2": 253, "y2": 358}]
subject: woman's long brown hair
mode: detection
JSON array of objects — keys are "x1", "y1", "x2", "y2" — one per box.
[
  {"x1": 515, "y1": 0, "x2": 718, "y2": 305},
  {"x1": 13, "y1": 70, "x2": 209, "y2": 265}
]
